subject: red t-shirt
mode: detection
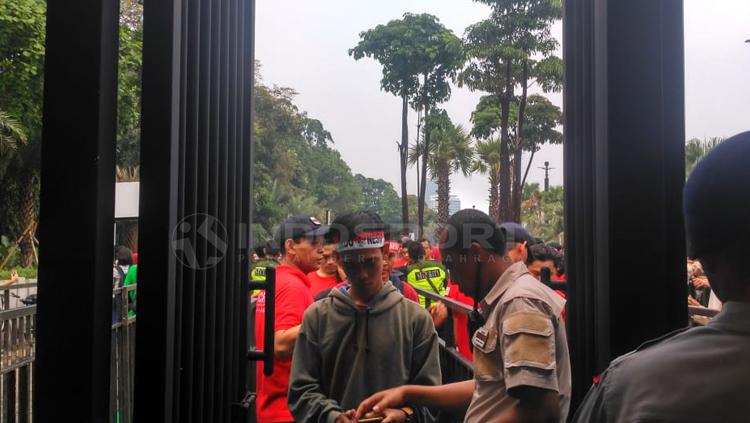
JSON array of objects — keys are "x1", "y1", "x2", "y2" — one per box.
[
  {"x1": 393, "y1": 257, "x2": 409, "y2": 269},
  {"x1": 307, "y1": 271, "x2": 339, "y2": 297},
  {"x1": 400, "y1": 281, "x2": 419, "y2": 303},
  {"x1": 446, "y1": 281, "x2": 475, "y2": 362},
  {"x1": 255, "y1": 265, "x2": 313, "y2": 423}
]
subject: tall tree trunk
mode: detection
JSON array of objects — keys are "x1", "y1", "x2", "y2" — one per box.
[
  {"x1": 436, "y1": 162, "x2": 450, "y2": 225},
  {"x1": 418, "y1": 99, "x2": 430, "y2": 239},
  {"x1": 498, "y1": 61, "x2": 513, "y2": 223},
  {"x1": 488, "y1": 173, "x2": 500, "y2": 222},
  {"x1": 19, "y1": 172, "x2": 37, "y2": 268},
  {"x1": 511, "y1": 59, "x2": 530, "y2": 222},
  {"x1": 400, "y1": 94, "x2": 409, "y2": 234}
]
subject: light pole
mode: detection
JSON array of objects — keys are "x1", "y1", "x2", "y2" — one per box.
[{"x1": 538, "y1": 161, "x2": 555, "y2": 191}]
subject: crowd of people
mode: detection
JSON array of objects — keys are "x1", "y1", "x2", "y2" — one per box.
[
  {"x1": 248, "y1": 206, "x2": 573, "y2": 423},
  {"x1": 247, "y1": 131, "x2": 750, "y2": 423},
  {"x1": 102, "y1": 132, "x2": 750, "y2": 422}
]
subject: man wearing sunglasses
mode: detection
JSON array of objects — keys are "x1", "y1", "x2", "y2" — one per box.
[{"x1": 357, "y1": 209, "x2": 570, "y2": 423}]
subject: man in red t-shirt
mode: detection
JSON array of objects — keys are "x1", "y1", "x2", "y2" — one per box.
[
  {"x1": 445, "y1": 281, "x2": 475, "y2": 362},
  {"x1": 255, "y1": 214, "x2": 327, "y2": 423},
  {"x1": 308, "y1": 243, "x2": 345, "y2": 297}
]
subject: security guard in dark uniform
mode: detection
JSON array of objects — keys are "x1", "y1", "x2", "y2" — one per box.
[{"x1": 573, "y1": 131, "x2": 750, "y2": 423}]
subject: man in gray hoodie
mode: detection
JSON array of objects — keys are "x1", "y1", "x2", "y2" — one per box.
[{"x1": 289, "y1": 210, "x2": 441, "y2": 423}]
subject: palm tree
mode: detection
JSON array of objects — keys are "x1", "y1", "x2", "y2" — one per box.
[
  {"x1": 473, "y1": 139, "x2": 501, "y2": 222},
  {"x1": 685, "y1": 137, "x2": 724, "y2": 177},
  {"x1": 0, "y1": 110, "x2": 27, "y2": 156},
  {"x1": 410, "y1": 118, "x2": 473, "y2": 225}
]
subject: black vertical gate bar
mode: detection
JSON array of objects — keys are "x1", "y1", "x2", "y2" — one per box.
[
  {"x1": 216, "y1": 0, "x2": 231, "y2": 418},
  {"x1": 18, "y1": 365, "x2": 28, "y2": 422},
  {"x1": 204, "y1": 0, "x2": 221, "y2": 418},
  {"x1": 135, "y1": 0, "x2": 256, "y2": 421},
  {"x1": 179, "y1": 0, "x2": 199, "y2": 420},
  {"x1": 133, "y1": 0, "x2": 182, "y2": 419},
  {"x1": 35, "y1": 0, "x2": 119, "y2": 420},
  {"x1": 564, "y1": 0, "x2": 687, "y2": 411}
]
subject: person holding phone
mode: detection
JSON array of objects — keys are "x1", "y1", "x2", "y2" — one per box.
[{"x1": 288, "y1": 210, "x2": 441, "y2": 423}]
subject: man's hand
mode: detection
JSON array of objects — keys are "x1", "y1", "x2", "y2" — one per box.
[
  {"x1": 691, "y1": 276, "x2": 710, "y2": 290},
  {"x1": 429, "y1": 302, "x2": 448, "y2": 328},
  {"x1": 360, "y1": 408, "x2": 409, "y2": 423},
  {"x1": 336, "y1": 409, "x2": 356, "y2": 423},
  {"x1": 355, "y1": 386, "x2": 407, "y2": 420}
]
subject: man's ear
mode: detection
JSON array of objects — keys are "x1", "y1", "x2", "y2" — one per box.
[
  {"x1": 284, "y1": 238, "x2": 295, "y2": 256},
  {"x1": 469, "y1": 241, "x2": 484, "y2": 262}
]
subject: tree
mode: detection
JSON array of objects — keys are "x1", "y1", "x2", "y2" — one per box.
[
  {"x1": 407, "y1": 15, "x2": 465, "y2": 237},
  {"x1": 0, "y1": 111, "x2": 27, "y2": 158},
  {"x1": 512, "y1": 94, "x2": 562, "y2": 218},
  {"x1": 0, "y1": 0, "x2": 46, "y2": 267},
  {"x1": 685, "y1": 137, "x2": 724, "y2": 177},
  {"x1": 460, "y1": 0, "x2": 562, "y2": 223},
  {"x1": 521, "y1": 182, "x2": 563, "y2": 243},
  {"x1": 411, "y1": 110, "x2": 473, "y2": 224},
  {"x1": 351, "y1": 14, "x2": 464, "y2": 238},
  {"x1": 473, "y1": 139, "x2": 501, "y2": 219},
  {"x1": 350, "y1": 14, "x2": 422, "y2": 235},
  {"x1": 252, "y1": 63, "x2": 364, "y2": 237},
  {"x1": 354, "y1": 174, "x2": 402, "y2": 225}
]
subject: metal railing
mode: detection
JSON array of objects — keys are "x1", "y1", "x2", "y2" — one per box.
[
  {"x1": 0, "y1": 305, "x2": 35, "y2": 423},
  {"x1": 110, "y1": 284, "x2": 137, "y2": 423},
  {"x1": 1, "y1": 283, "x2": 37, "y2": 312},
  {"x1": 0, "y1": 283, "x2": 136, "y2": 423}
]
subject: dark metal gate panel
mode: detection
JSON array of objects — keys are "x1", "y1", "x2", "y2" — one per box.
[
  {"x1": 134, "y1": 0, "x2": 255, "y2": 422},
  {"x1": 564, "y1": 0, "x2": 687, "y2": 410},
  {"x1": 35, "y1": 0, "x2": 120, "y2": 421}
]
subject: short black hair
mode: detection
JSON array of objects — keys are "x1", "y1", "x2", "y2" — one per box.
[
  {"x1": 328, "y1": 210, "x2": 386, "y2": 247},
  {"x1": 529, "y1": 243, "x2": 556, "y2": 262},
  {"x1": 407, "y1": 241, "x2": 425, "y2": 261},
  {"x1": 115, "y1": 246, "x2": 133, "y2": 266},
  {"x1": 264, "y1": 239, "x2": 280, "y2": 256},
  {"x1": 254, "y1": 245, "x2": 266, "y2": 258},
  {"x1": 442, "y1": 209, "x2": 506, "y2": 254}
]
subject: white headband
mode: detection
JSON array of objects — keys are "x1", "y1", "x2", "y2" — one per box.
[{"x1": 337, "y1": 230, "x2": 386, "y2": 252}]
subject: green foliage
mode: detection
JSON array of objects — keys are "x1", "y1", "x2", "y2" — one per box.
[
  {"x1": 0, "y1": 110, "x2": 27, "y2": 157},
  {"x1": 0, "y1": 0, "x2": 46, "y2": 136},
  {"x1": 520, "y1": 94, "x2": 562, "y2": 151},
  {"x1": 253, "y1": 65, "x2": 364, "y2": 235},
  {"x1": 521, "y1": 182, "x2": 563, "y2": 243},
  {"x1": 116, "y1": 23, "x2": 143, "y2": 168},
  {"x1": 0, "y1": 267, "x2": 37, "y2": 280},
  {"x1": 411, "y1": 110, "x2": 474, "y2": 181},
  {"x1": 0, "y1": 0, "x2": 46, "y2": 244},
  {"x1": 685, "y1": 137, "x2": 724, "y2": 178},
  {"x1": 354, "y1": 174, "x2": 402, "y2": 224}
]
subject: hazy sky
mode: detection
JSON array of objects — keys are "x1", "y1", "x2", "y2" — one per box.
[{"x1": 256, "y1": 1, "x2": 750, "y2": 214}]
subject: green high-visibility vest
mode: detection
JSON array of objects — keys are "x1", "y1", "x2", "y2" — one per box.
[
  {"x1": 250, "y1": 259, "x2": 278, "y2": 283},
  {"x1": 250, "y1": 259, "x2": 278, "y2": 296},
  {"x1": 405, "y1": 260, "x2": 447, "y2": 308}
]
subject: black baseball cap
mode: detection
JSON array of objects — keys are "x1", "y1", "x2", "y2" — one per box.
[
  {"x1": 274, "y1": 214, "x2": 329, "y2": 246},
  {"x1": 499, "y1": 222, "x2": 536, "y2": 261}
]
